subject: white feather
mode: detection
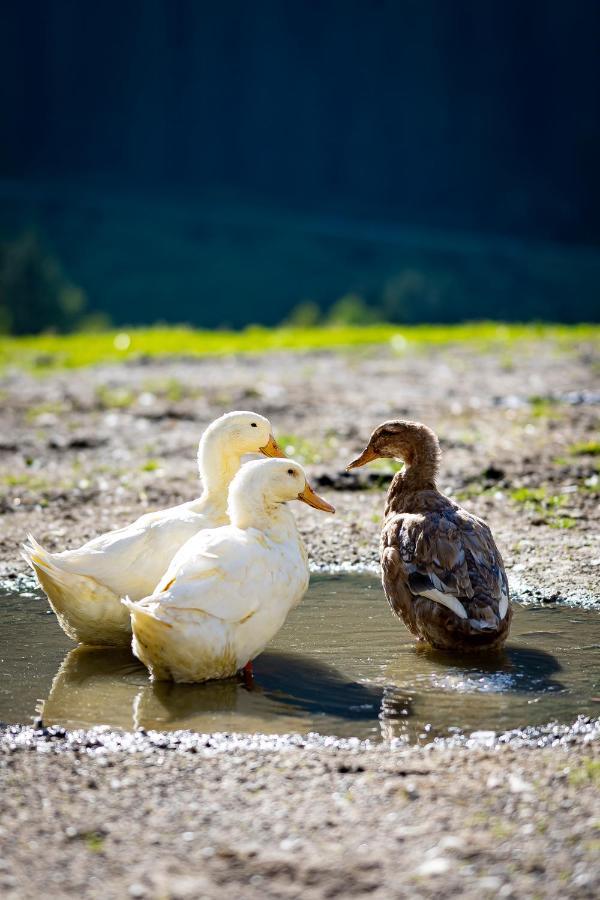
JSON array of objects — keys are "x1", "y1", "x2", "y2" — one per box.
[
  {"x1": 499, "y1": 591, "x2": 509, "y2": 620},
  {"x1": 125, "y1": 459, "x2": 320, "y2": 683},
  {"x1": 418, "y1": 587, "x2": 468, "y2": 620},
  {"x1": 22, "y1": 412, "x2": 277, "y2": 646}
]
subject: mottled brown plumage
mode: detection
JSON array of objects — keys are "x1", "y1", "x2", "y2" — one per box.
[{"x1": 348, "y1": 421, "x2": 511, "y2": 652}]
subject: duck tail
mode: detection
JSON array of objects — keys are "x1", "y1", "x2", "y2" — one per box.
[
  {"x1": 124, "y1": 595, "x2": 172, "y2": 627},
  {"x1": 23, "y1": 535, "x2": 131, "y2": 646},
  {"x1": 21, "y1": 533, "x2": 54, "y2": 572},
  {"x1": 22, "y1": 533, "x2": 78, "y2": 593}
]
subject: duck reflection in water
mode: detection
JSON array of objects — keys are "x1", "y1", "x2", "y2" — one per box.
[
  {"x1": 379, "y1": 642, "x2": 565, "y2": 742},
  {"x1": 40, "y1": 645, "x2": 148, "y2": 731},
  {"x1": 41, "y1": 645, "x2": 385, "y2": 738},
  {"x1": 40, "y1": 613, "x2": 565, "y2": 741}
]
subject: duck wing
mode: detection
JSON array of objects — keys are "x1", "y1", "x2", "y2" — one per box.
[
  {"x1": 381, "y1": 505, "x2": 509, "y2": 634},
  {"x1": 47, "y1": 504, "x2": 210, "y2": 600},
  {"x1": 134, "y1": 526, "x2": 268, "y2": 625}
]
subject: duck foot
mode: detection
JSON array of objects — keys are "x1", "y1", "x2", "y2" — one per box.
[{"x1": 242, "y1": 660, "x2": 254, "y2": 689}]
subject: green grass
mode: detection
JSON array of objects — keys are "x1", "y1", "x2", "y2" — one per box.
[
  {"x1": 367, "y1": 458, "x2": 405, "y2": 475},
  {"x1": 0, "y1": 472, "x2": 50, "y2": 490},
  {"x1": 568, "y1": 759, "x2": 600, "y2": 787},
  {"x1": 510, "y1": 487, "x2": 551, "y2": 505},
  {"x1": 569, "y1": 440, "x2": 600, "y2": 457},
  {"x1": 0, "y1": 322, "x2": 597, "y2": 371},
  {"x1": 25, "y1": 401, "x2": 69, "y2": 421},
  {"x1": 95, "y1": 386, "x2": 135, "y2": 409},
  {"x1": 277, "y1": 433, "x2": 321, "y2": 465},
  {"x1": 84, "y1": 832, "x2": 105, "y2": 853},
  {"x1": 508, "y1": 485, "x2": 578, "y2": 528},
  {"x1": 508, "y1": 485, "x2": 585, "y2": 529},
  {"x1": 528, "y1": 395, "x2": 564, "y2": 419},
  {"x1": 548, "y1": 516, "x2": 577, "y2": 530}
]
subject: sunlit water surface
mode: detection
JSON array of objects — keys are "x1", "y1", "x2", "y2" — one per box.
[{"x1": 1, "y1": 575, "x2": 598, "y2": 742}]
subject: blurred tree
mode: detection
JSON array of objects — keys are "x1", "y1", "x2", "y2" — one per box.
[
  {"x1": 284, "y1": 300, "x2": 322, "y2": 327},
  {"x1": 0, "y1": 233, "x2": 87, "y2": 334},
  {"x1": 327, "y1": 294, "x2": 380, "y2": 326}
]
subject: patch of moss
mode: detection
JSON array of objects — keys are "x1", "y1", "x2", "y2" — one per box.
[
  {"x1": 569, "y1": 440, "x2": 600, "y2": 457},
  {"x1": 568, "y1": 759, "x2": 600, "y2": 787},
  {"x1": 508, "y1": 485, "x2": 578, "y2": 528},
  {"x1": 83, "y1": 831, "x2": 105, "y2": 852},
  {"x1": 367, "y1": 458, "x2": 404, "y2": 475},
  {"x1": 0, "y1": 472, "x2": 50, "y2": 491},
  {"x1": 510, "y1": 487, "x2": 550, "y2": 504},
  {"x1": 455, "y1": 482, "x2": 497, "y2": 501},
  {"x1": 96, "y1": 386, "x2": 135, "y2": 409},
  {"x1": 548, "y1": 516, "x2": 577, "y2": 529},
  {"x1": 142, "y1": 376, "x2": 202, "y2": 403},
  {"x1": 278, "y1": 433, "x2": 321, "y2": 465},
  {"x1": 488, "y1": 818, "x2": 515, "y2": 839},
  {"x1": 527, "y1": 396, "x2": 564, "y2": 420},
  {"x1": 25, "y1": 401, "x2": 68, "y2": 422}
]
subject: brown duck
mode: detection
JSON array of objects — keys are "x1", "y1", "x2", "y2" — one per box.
[{"x1": 348, "y1": 420, "x2": 511, "y2": 652}]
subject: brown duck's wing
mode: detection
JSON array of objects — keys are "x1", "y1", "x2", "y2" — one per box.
[{"x1": 381, "y1": 506, "x2": 510, "y2": 634}]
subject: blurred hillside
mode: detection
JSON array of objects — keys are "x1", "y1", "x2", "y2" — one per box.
[
  {"x1": 1, "y1": 1, "x2": 599, "y2": 331},
  {"x1": 1, "y1": 179, "x2": 599, "y2": 331}
]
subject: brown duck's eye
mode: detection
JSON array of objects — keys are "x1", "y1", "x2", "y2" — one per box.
[
  {"x1": 287, "y1": 468, "x2": 295, "y2": 476},
  {"x1": 251, "y1": 422, "x2": 257, "y2": 427}
]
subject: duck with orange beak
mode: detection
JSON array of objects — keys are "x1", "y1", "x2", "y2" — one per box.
[
  {"x1": 348, "y1": 420, "x2": 511, "y2": 652},
  {"x1": 125, "y1": 458, "x2": 335, "y2": 682},
  {"x1": 24, "y1": 411, "x2": 287, "y2": 647}
]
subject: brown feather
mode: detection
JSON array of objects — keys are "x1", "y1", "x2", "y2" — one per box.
[{"x1": 366, "y1": 421, "x2": 512, "y2": 652}]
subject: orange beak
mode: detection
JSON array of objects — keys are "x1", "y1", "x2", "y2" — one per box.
[
  {"x1": 298, "y1": 482, "x2": 335, "y2": 514},
  {"x1": 259, "y1": 434, "x2": 286, "y2": 458},
  {"x1": 346, "y1": 445, "x2": 378, "y2": 469}
]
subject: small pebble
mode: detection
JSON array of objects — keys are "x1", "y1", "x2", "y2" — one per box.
[{"x1": 417, "y1": 857, "x2": 451, "y2": 877}]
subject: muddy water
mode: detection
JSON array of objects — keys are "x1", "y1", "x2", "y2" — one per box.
[{"x1": 1, "y1": 574, "x2": 598, "y2": 741}]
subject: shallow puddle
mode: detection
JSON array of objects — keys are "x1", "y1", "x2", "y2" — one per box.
[{"x1": 1, "y1": 574, "x2": 599, "y2": 741}]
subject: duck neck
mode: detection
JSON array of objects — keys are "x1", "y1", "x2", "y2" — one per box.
[
  {"x1": 395, "y1": 424, "x2": 441, "y2": 493},
  {"x1": 230, "y1": 492, "x2": 298, "y2": 541},
  {"x1": 190, "y1": 436, "x2": 243, "y2": 514}
]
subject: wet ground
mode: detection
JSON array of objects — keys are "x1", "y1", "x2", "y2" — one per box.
[{"x1": 2, "y1": 574, "x2": 599, "y2": 741}]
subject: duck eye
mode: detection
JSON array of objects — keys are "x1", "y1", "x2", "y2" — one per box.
[
  {"x1": 250, "y1": 423, "x2": 257, "y2": 427},
  {"x1": 287, "y1": 468, "x2": 295, "y2": 476}
]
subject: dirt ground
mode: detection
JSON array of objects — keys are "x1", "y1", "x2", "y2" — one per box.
[
  {"x1": 1, "y1": 338, "x2": 598, "y2": 597},
  {"x1": 1, "y1": 337, "x2": 599, "y2": 898},
  {"x1": 1, "y1": 723, "x2": 599, "y2": 899}
]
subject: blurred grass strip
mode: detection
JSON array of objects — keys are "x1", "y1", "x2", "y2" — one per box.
[{"x1": 0, "y1": 322, "x2": 598, "y2": 371}]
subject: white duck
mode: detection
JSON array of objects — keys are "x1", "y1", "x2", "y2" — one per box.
[
  {"x1": 23, "y1": 411, "x2": 284, "y2": 647},
  {"x1": 124, "y1": 458, "x2": 335, "y2": 683}
]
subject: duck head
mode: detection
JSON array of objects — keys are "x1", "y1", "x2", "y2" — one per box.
[
  {"x1": 228, "y1": 458, "x2": 335, "y2": 531},
  {"x1": 347, "y1": 420, "x2": 441, "y2": 485},
  {"x1": 198, "y1": 411, "x2": 285, "y2": 500}
]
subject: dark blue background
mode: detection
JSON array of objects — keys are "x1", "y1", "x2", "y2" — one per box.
[{"x1": 1, "y1": 1, "x2": 599, "y2": 328}]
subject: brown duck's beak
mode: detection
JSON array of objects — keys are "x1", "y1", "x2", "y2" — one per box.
[
  {"x1": 298, "y1": 482, "x2": 336, "y2": 514},
  {"x1": 259, "y1": 434, "x2": 286, "y2": 458},
  {"x1": 347, "y1": 445, "x2": 378, "y2": 469}
]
